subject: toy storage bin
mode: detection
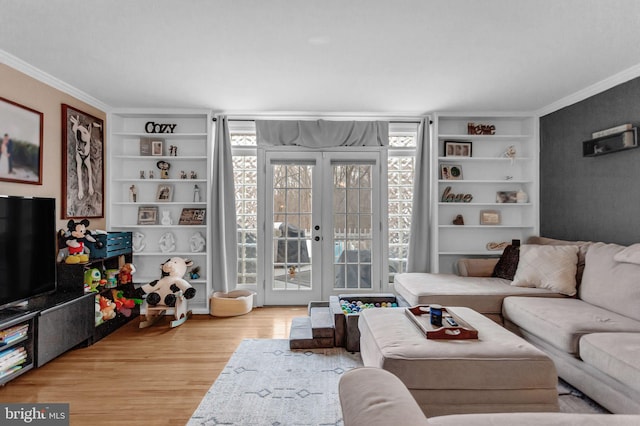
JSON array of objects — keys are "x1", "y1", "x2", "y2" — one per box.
[{"x1": 210, "y1": 290, "x2": 256, "y2": 317}]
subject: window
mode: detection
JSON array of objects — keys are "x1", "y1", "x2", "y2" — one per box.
[{"x1": 387, "y1": 127, "x2": 418, "y2": 282}]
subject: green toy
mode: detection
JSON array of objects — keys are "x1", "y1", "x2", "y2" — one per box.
[{"x1": 84, "y1": 268, "x2": 102, "y2": 293}]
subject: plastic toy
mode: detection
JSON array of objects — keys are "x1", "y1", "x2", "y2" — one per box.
[
  {"x1": 61, "y1": 219, "x2": 103, "y2": 264},
  {"x1": 84, "y1": 268, "x2": 102, "y2": 293},
  {"x1": 118, "y1": 263, "x2": 135, "y2": 285},
  {"x1": 111, "y1": 289, "x2": 142, "y2": 317},
  {"x1": 98, "y1": 295, "x2": 116, "y2": 321}
]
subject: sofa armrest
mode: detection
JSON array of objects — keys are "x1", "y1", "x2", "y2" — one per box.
[
  {"x1": 457, "y1": 258, "x2": 499, "y2": 277},
  {"x1": 339, "y1": 367, "x2": 428, "y2": 426}
]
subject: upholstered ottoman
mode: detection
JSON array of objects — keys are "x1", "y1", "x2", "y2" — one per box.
[{"x1": 358, "y1": 307, "x2": 559, "y2": 417}]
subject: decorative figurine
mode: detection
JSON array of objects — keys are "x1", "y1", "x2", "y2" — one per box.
[
  {"x1": 193, "y1": 184, "x2": 201, "y2": 202},
  {"x1": 140, "y1": 170, "x2": 145, "y2": 179},
  {"x1": 157, "y1": 160, "x2": 170, "y2": 179},
  {"x1": 189, "y1": 231, "x2": 206, "y2": 252},
  {"x1": 149, "y1": 170, "x2": 155, "y2": 179},
  {"x1": 190, "y1": 170, "x2": 197, "y2": 179},
  {"x1": 161, "y1": 209, "x2": 173, "y2": 226},
  {"x1": 129, "y1": 184, "x2": 137, "y2": 202},
  {"x1": 180, "y1": 170, "x2": 187, "y2": 179},
  {"x1": 159, "y1": 232, "x2": 176, "y2": 253},
  {"x1": 132, "y1": 231, "x2": 146, "y2": 253}
]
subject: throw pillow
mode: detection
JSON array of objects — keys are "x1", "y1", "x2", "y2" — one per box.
[
  {"x1": 492, "y1": 245, "x2": 520, "y2": 280},
  {"x1": 511, "y1": 245, "x2": 579, "y2": 296},
  {"x1": 613, "y1": 243, "x2": 640, "y2": 265}
]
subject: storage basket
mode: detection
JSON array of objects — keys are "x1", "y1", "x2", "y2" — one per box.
[{"x1": 210, "y1": 290, "x2": 256, "y2": 317}]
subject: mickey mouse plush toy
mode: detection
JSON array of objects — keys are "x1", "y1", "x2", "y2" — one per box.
[{"x1": 63, "y1": 219, "x2": 103, "y2": 264}]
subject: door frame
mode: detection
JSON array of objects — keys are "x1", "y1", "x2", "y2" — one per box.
[{"x1": 257, "y1": 147, "x2": 386, "y2": 306}]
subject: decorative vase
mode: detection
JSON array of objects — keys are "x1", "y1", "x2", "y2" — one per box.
[{"x1": 516, "y1": 189, "x2": 528, "y2": 203}]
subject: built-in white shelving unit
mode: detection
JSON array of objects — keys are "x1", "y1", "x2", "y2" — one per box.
[
  {"x1": 431, "y1": 113, "x2": 539, "y2": 273},
  {"x1": 107, "y1": 109, "x2": 212, "y2": 314}
]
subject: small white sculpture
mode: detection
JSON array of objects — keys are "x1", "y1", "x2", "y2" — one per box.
[
  {"x1": 161, "y1": 209, "x2": 173, "y2": 226},
  {"x1": 193, "y1": 184, "x2": 201, "y2": 202},
  {"x1": 132, "y1": 231, "x2": 146, "y2": 253},
  {"x1": 516, "y1": 188, "x2": 529, "y2": 203},
  {"x1": 502, "y1": 145, "x2": 517, "y2": 165},
  {"x1": 159, "y1": 232, "x2": 176, "y2": 253},
  {"x1": 189, "y1": 232, "x2": 206, "y2": 252}
]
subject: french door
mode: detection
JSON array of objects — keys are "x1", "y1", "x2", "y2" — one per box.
[{"x1": 262, "y1": 150, "x2": 382, "y2": 305}]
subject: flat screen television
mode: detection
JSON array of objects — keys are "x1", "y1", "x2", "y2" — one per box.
[{"x1": 0, "y1": 195, "x2": 57, "y2": 310}]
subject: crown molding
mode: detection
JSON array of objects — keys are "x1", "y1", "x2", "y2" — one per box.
[
  {"x1": 1, "y1": 49, "x2": 111, "y2": 112},
  {"x1": 536, "y1": 63, "x2": 640, "y2": 117}
]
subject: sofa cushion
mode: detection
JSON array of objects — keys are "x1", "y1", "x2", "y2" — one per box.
[
  {"x1": 503, "y1": 297, "x2": 640, "y2": 355},
  {"x1": 526, "y1": 236, "x2": 592, "y2": 285},
  {"x1": 511, "y1": 245, "x2": 579, "y2": 296},
  {"x1": 614, "y1": 243, "x2": 640, "y2": 265},
  {"x1": 579, "y1": 333, "x2": 640, "y2": 394},
  {"x1": 579, "y1": 242, "x2": 640, "y2": 322},
  {"x1": 492, "y1": 244, "x2": 520, "y2": 280},
  {"x1": 430, "y1": 413, "x2": 640, "y2": 425},
  {"x1": 393, "y1": 273, "x2": 566, "y2": 315}
]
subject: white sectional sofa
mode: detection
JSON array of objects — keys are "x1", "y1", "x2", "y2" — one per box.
[
  {"x1": 340, "y1": 367, "x2": 640, "y2": 426},
  {"x1": 503, "y1": 241, "x2": 640, "y2": 414},
  {"x1": 392, "y1": 237, "x2": 640, "y2": 414}
]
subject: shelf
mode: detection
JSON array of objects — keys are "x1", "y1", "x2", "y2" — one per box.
[
  {"x1": 439, "y1": 251, "x2": 504, "y2": 256},
  {"x1": 112, "y1": 224, "x2": 206, "y2": 229},
  {"x1": 432, "y1": 112, "x2": 538, "y2": 273},
  {"x1": 132, "y1": 251, "x2": 207, "y2": 256},
  {"x1": 439, "y1": 134, "x2": 532, "y2": 141},
  {"x1": 109, "y1": 108, "x2": 212, "y2": 315},
  {"x1": 582, "y1": 127, "x2": 637, "y2": 157},
  {"x1": 438, "y1": 225, "x2": 534, "y2": 229},
  {"x1": 112, "y1": 132, "x2": 208, "y2": 139},
  {"x1": 438, "y1": 180, "x2": 532, "y2": 184},
  {"x1": 438, "y1": 156, "x2": 532, "y2": 161},
  {"x1": 439, "y1": 202, "x2": 532, "y2": 206},
  {"x1": 113, "y1": 155, "x2": 207, "y2": 160},
  {"x1": 113, "y1": 178, "x2": 207, "y2": 183}
]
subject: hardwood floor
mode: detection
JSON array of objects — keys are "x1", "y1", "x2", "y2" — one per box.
[{"x1": 0, "y1": 307, "x2": 307, "y2": 426}]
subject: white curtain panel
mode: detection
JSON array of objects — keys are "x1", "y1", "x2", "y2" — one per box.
[
  {"x1": 210, "y1": 115, "x2": 238, "y2": 292},
  {"x1": 255, "y1": 119, "x2": 389, "y2": 148},
  {"x1": 406, "y1": 118, "x2": 430, "y2": 272}
]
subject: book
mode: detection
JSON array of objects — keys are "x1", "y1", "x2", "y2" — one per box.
[{"x1": 592, "y1": 123, "x2": 632, "y2": 139}]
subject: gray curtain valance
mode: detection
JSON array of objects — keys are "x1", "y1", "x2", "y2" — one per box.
[{"x1": 256, "y1": 120, "x2": 389, "y2": 148}]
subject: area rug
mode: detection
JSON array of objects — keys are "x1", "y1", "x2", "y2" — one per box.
[
  {"x1": 187, "y1": 339, "x2": 362, "y2": 426},
  {"x1": 188, "y1": 339, "x2": 608, "y2": 425}
]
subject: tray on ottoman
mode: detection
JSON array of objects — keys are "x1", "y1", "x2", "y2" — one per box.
[{"x1": 405, "y1": 305, "x2": 478, "y2": 340}]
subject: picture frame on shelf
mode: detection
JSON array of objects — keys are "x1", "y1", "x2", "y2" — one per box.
[
  {"x1": 496, "y1": 191, "x2": 517, "y2": 203},
  {"x1": 179, "y1": 208, "x2": 206, "y2": 225},
  {"x1": 61, "y1": 104, "x2": 104, "y2": 218},
  {"x1": 155, "y1": 184, "x2": 173, "y2": 202},
  {"x1": 137, "y1": 206, "x2": 158, "y2": 225},
  {"x1": 0, "y1": 96, "x2": 44, "y2": 185},
  {"x1": 441, "y1": 164, "x2": 463, "y2": 180},
  {"x1": 480, "y1": 209, "x2": 501, "y2": 225},
  {"x1": 139, "y1": 137, "x2": 152, "y2": 156},
  {"x1": 151, "y1": 139, "x2": 164, "y2": 156},
  {"x1": 444, "y1": 141, "x2": 472, "y2": 157}
]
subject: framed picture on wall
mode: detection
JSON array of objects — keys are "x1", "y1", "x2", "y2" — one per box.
[
  {"x1": 0, "y1": 96, "x2": 44, "y2": 185},
  {"x1": 61, "y1": 104, "x2": 104, "y2": 218}
]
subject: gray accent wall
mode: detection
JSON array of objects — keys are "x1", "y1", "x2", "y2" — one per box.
[{"x1": 539, "y1": 77, "x2": 640, "y2": 245}]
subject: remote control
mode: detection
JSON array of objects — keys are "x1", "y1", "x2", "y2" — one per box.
[{"x1": 446, "y1": 317, "x2": 458, "y2": 327}]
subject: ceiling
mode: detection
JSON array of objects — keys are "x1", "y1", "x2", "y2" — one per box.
[{"x1": 2, "y1": 0, "x2": 640, "y2": 116}]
